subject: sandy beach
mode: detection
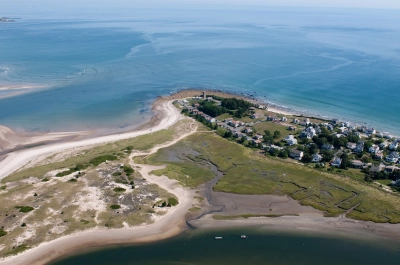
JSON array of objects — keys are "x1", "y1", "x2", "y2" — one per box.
[
  {"x1": 0, "y1": 99, "x2": 180, "y2": 180},
  {"x1": 1, "y1": 91, "x2": 400, "y2": 265}
]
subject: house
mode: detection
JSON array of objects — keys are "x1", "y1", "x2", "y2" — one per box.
[
  {"x1": 312, "y1": 154, "x2": 323, "y2": 163},
  {"x1": 375, "y1": 151, "x2": 384, "y2": 160},
  {"x1": 370, "y1": 163, "x2": 385, "y2": 173},
  {"x1": 293, "y1": 118, "x2": 299, "y2": 124},
  {"x1": 341, "y1": 121, "x2": 351, "y2": 128},
  {"x1": 266, "y1": 116, "x2": 274, "y2": 121},
  {"x1": 269, "y1": 144, "x2": 284, "y2": 151},
  {"x1": 252, "y1": 139, "x2": 262, "y2": 145},
  {"x1": 288, "y1": 126, "x2": 297, "y2": 131},
  {"x1": 331, "y1": 157, "x2": 342, "y2": 167},
  {"x1": 314, "y1": 127, "x2": 322, "y2": 134},
  {"x1": 228, "y1": 120, "x2": 242, "y2": 128},
  {"x1": 253, "y1": 134, "x2": 263, "y2": 140},
  {"x1": 321, "y1": 143, "x2": 334, "y2": 151},
  {"x1": 347, "y1": 142, "x2": 356, "y2": 150},
  {"x1": 281, "y1": 117, "x2": 287, "y2": 122},
  {"x1": 365, "y1": 128, "x2": 376, "y2": 135},
  {"x1": 351, "y1": 160, "x2": 364, "y2": 169},
  {"x1": 385, "y1": 166, "x2": 398, "y2": 173},
  {"x1": 379, "y1": 142, "x2": 388, "y2": 148},
  {"x1": 331, "y1": 119, "x2": 339, "y2": 125},
  {"x1": 391, "y1": 179, "x2": 400, "y2": 187},
  {"x1": 386, "y1": 152, "x2": 399, "y2": 163},
  {"x1": 290, "y1": 149, "x2": 304, "y2": 160},
  {"x1": 369, "y1": 145, "x2": 379, "y2": 154},
  {"x1": 284, "y1": 135, "x2": 297, "y2": 146},
  {"x1": 244, "y1": 127, "x2": 253, "y2": 134},
  {"x1": 376, "y1": 133, "x2": 383, "y2": 138},
  {"x1": 300, "y1": 127, "x2": 316, "y2": 139},
  {"x1": 384, "y1": 133, "x2": 392, "y2": 139},
  {"x1": 205, "y1": 116, "x2": 216, "y2": 123},
  {"x1": 234, "y1": 132, "x2": 244, "y2": 138},
  {"x1": 389, "y1": 142, "x2": 398, "y2": 150},
  {"x1": 353, "y1": 143, "x2": 364, "y2": 153},
  {"x1": 193, "y1": 103, "x2": 200, "y2": 108}
]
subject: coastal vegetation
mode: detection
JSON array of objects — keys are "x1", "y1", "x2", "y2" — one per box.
[
  {"x1": 0, "y1": 120, "x2": 192, "y2": 257},
  {"x1": 145, "y1": 131, "x2": 400, "y2": 223}
]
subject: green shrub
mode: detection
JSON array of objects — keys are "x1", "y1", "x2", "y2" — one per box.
[
  {"x1": 167, "y1": 197, "x2": 179, "y2": 206},
  {"x1": 0, "y1": 185, "x2": 6, "y2": 190},
  {"x1": 123, "y1": 165, "x2": 134, "y2": 176},
  {"x1": 80, "y1": 219, "x2": 89, "y2": 224},
  {"x1": 110, "y1": 204, "x2": 121, "y2": 210},
  {"x1": 112, "y1": 172, "x2": 121, "y2": 176},
  {"x1": 56, "y1": 164, "x2": 89, "y2": 177},
  {"x1": 15, "y1": 206, "x2": 34, "y2": 213},
  {"x1": 21, "y1": 223, "x2": 26, "y2": 227},
  {"x1": 113, "y1": 187, "x2": 126, "y2": 192},
  {"x1": 0, "y1": 228, "x2": 7, "y2": 237},
  {"x1": 89, "y1": 155, "x2": 118, "y2": 166}
]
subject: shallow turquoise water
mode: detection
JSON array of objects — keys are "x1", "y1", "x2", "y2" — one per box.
[
  {"x1": 48, "y1": 228, "x2": 400, "y2": 265},
  {"x1": 0, "y1": 6, "x2": 399, "y2": 133}
]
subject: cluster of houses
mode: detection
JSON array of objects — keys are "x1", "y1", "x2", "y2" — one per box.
[{"x1": 178, "y1": 97, "x2": 400, "y2": 186}]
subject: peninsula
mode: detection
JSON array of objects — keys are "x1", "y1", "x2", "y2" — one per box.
[{"x1": 0, "y1": 90, "x2": 400, "y2": 265}]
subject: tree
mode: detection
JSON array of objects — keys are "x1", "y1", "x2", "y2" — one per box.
[
  {"x1": 321, "y1": 150, "x2": 334, "y2": 162},
  {"x1": 273, "y1": 130, "x2": 281, "y2": 139},
  {"x1": 269, "y1": 148, "x2": 279, "y2": 156},
  {"x1": 301, "y1": 154, "x2": 313, "y2": 163},
  {"x1": 224, "y1": 130, "x2": 233, "y2": 138},
  {"x1": 278, "y1": 149, "x2": 289, "y2": 158},
  {"x1": 361, "y1": 156, "x2": 372, "y2": 164},
  {"x1": 340, "y1": 152, "x2": 350, "y2": 169},
  {"x1": 263, "y1": 130, "x2": 274, "y2": 144},
  {"x1": 239, "y1": 136, "x2": 246, "y2": 144}
]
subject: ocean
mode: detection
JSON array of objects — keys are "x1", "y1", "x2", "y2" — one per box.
[
  {"x1": 0, "y1": 5, "x2": 400, "y2": 134},
  {"x1": 48, "y1": 228, "x2": 400, "y2": 265}
]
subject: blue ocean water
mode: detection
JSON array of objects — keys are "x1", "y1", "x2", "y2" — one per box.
[{"x1": 0, "y1": 5, "x2": 400, "y2": 133}]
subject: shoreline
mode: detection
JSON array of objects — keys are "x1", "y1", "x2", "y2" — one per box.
[
  {"x1": 0, "y1": 104, "x2": 195, "y2": 265},
  {"x1": 166, "y1": 88, "x2": 398, "y2": 137},
  {"x1": 1, "y1": 91, "x2": 400, "y2": 264}
]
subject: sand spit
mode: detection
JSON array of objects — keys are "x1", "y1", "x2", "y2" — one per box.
[
  {"x1": 0, "y1": 99, "x2": 180, "y2": 181},
  {"x1": 0, "y1": 100, "x2": 193, "y2": 265}
]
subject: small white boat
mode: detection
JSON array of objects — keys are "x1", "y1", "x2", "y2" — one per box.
[
  {"x1": 214, "y1": 237, "x2": 222, "y2": 240},
  {"x1": 241, "y1": 235, "x2": 247, "y2": 239}
]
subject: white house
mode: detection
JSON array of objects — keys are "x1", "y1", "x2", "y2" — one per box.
[
  {"x1": 284, "y1": 135, "x2": 298, "y2": 146},
  {"x1": 369, "y1": 145, "x2": 379, "y2": 154},
  {"x1": 281, "y1": 117, "x2": 287, "y2": 122},
  {"x1": 386, "y1": 152, "x2": 399, "y2": 163},
  {"x1": 301, "y1": 127, "x2": 316, "y2": 139},
  {"x1": 389, "y1": 142, "x2": 398, "y2": 150},
  {"x1": 290, "y1": 149, "x2": 304, "y2": 160},
  {"x1": 312, "y1": 154, "x2": 323, "y2": 163},
  {"x1": 331, "y1": 157, "x2": 342, "y2": 167},
  {"x1": 347, "y1": 142, "x2": 356, "y2": 150}
]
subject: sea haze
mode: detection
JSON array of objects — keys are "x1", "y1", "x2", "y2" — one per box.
[{"x1": 0, "y1": 6, "x2": 399, "y2": 133}]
